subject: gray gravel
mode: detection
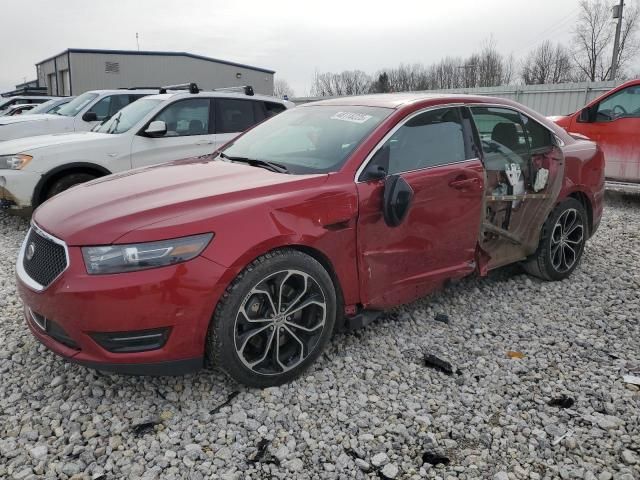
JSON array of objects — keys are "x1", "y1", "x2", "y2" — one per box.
[{"x1": 1, "y1": 193, "x2": 639, "y2": 480}]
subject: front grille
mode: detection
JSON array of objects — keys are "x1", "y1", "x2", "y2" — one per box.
[{"x1": 22, "y1": 227, "x2": 68, "y2": 288}]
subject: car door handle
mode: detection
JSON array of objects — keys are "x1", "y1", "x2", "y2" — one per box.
[
  {"x1": 195, "y1": 139, "x2": 213, "y2": 145},
  {"x1": 448, "y1": 177, "x2": 479, "y2": 189}
]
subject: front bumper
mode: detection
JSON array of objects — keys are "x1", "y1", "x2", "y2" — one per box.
[
  {"x1": 0, "y1": 169, "x2": 40, "y2": 213},
  {"x1": 17, "y1": 244, "x2": 230, "y2": 376}
]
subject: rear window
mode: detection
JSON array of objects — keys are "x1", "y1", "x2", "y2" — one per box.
[{"x1": 215, "y1": 98, "x2": 256, "y2": 134}]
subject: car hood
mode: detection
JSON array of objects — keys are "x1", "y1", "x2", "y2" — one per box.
[
  {"x1": 0, "y1": 131, "x2": 112, "y2": 154},
  {"x1": 34, "y1": 158, "x2": 328, "y2": 246},
  {"x1": 0, "y1": 113, "x2": 60, "y2": 125}
]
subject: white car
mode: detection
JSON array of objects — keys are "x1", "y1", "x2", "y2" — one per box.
[
  {"x1": 0, "y1": 89, "x2": 157, "y2": 142},
  {"x1": 0, "y1": 104, "x2": 38, "y2": 117},
  {"x1": 0, "y1": 96, "x2": 59, "y2": 114},
  {"x1": 0, "y1": 83, "x2": 293, "y2": 214},
  {"x1": 26, "y1": 97, "x2": 75, "y2": 115}
]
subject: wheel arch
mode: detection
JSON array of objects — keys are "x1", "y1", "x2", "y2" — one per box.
[
  {"x1": 32, "y1": 162, "x2": 111, "y2": 207},
  {"x1": 566, "y1": 190, "x2": 593, "y2": 238}
]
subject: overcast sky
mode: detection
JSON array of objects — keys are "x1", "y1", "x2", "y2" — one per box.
[{"x1": 1, "y1": 0, "x2": 637, "y2": 95}]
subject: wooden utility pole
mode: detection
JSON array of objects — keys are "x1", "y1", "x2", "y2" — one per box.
[{"x1": 610, "y1": 0, "x2": 625, "y2": 80}]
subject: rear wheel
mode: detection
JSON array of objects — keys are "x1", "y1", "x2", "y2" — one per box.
[
  {"x1": 45, "y1": 173, "x2": 97, "y2": 200},
  {"x1": 208, "y1": 249, "x2": 337, "y2": 387},
  {"x1": 523, "y1": 198, "x2": 587, "y2": 281}
]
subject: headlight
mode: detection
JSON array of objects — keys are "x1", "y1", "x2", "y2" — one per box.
[
  {"x1": 82, "y1": 233, "x2": 213, "y2": 275},
  {"x1": 0, "y1": 154, "x2": 32, "y2": 170}
]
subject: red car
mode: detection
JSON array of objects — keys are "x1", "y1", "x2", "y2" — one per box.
[
  {"x1": 551, "y1": 78, "x2": 640, "y2": 192},
  {"x1": 16, "y1": 93, "x2": 604, "y2": 387}
]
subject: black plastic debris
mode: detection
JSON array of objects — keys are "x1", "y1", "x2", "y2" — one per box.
[
  {"x1": 210, "y1": 390, "x2": 240, "y2": 415},
  {"x1": 548, "y1": 395, "x2": 575, "y2": 409},
  {"x1": 422, "y1": 450, "x2": 450, "y2": 466},
  {"x1": 249, "y1": 438, "x2": 279, "y2": 465},
  {"x1": 424, "y1": 354, "x2": 455, "y2": 376},
  {"x1": 434, "y1": 313, "x2": 450, "y2": 324},
  {"x1": 132, "y1": 420, "x2": 158, "y2": 436}
]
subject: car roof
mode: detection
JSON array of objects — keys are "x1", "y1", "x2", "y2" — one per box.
[{"x1": 302, "y1": 92, "x2": 518, "y2": 109}]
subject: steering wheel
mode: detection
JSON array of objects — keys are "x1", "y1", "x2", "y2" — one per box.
[{"x1": 612, "y1": 104, "x2": 627, "y2": 116}]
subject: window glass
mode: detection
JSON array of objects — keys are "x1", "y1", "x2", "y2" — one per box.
[
  {"x1": 216, "y1": 98, "x2": 256, "y2": 133},
  {"x1": 471, "y1": 107, "x2": 529, "y2": 171},
  {"x1": 94, "y1": 98, "x2": 162, "y2": 134},
  {"x1": 597, "y1": 86, "x2": 640, "y2": 121},
  {"x1": 522, "y1": 116, "x2": 553, "y2": 152},
  {"x1": 220, "y1": 105, "x2": 391, "y2": 174},
  {"x1": 265, "y1": 101, "x2": 287, "y2": 118},
  {"x1": 87, "y1": 96, "x2": 112, "y2": 121},
  {"x1": 381, "y1": 108, "x2": 468, "y2": 174},
  {"x1": 56, "y1": 92, "x2": 98, "y2": 117},
  {"x1": 152, "y1": 99, "x2": 210, "y2": 136}
]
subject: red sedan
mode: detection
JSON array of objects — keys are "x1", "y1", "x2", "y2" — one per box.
[{"x1": 16, "y1": 93, "x2": 604, "y2": 386}]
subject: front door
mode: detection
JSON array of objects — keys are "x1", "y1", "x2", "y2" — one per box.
[
  {"x1": 356, "y1": 106, "x2": 485, "y2": 309},
  {"x1": 571, "y1": 85, "x2": 640, "y2": 182},
  {"x1": 131, "y1": 98, "x2": 216, "y2": 168}
]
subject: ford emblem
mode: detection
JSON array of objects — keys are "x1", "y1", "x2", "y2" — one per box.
[{"x1": 26, "y1": 243, "x2": 36, "y2": 261}]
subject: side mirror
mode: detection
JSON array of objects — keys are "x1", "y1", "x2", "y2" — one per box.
[
  {"x1": 578, "y1": 105, "x2": 597, "y2": 123},
  {"x1": 360, "y1": 145, "x2": 390, "y2": 181},
  {"x1": 144, "y1": 120, "x2": 167, "y2": 138},
  {"x1": 82, "y1": 111, "x2": 98, "y2": 122},
  {"x1": 382, "y1": 174, "x2": 414, "y2": 227}
]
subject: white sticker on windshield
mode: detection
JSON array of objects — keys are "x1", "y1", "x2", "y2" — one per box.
[{"x1": 330, "y1": 112, "x2": 373, "y2": 124}]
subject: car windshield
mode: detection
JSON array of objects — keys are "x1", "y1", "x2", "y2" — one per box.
[
  {"x1": 220, "y1": 105, "x2": 392, "y2": 174},
  {"x1": 56, "y1": 92, "x2": 99, "y2": 117},
  {"x1": 28, "y1": 99, "x2": 62, "y2": 114},
  {"x1": 93, "y1": 98, "x2": 162, "y2": 134}
]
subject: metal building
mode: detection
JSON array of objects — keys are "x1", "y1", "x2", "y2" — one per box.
[{"x1": 35, "y1": 48, "x2": 275, "y2": 96}]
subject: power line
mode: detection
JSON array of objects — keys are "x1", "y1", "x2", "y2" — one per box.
[{"x1": 511, "y1": 7, "x2": 580, "y2": 55}]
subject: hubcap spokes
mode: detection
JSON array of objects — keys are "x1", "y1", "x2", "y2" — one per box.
[
  {"x1": 550, "y1": 208, "x2": 584, "y2": 273},
  {"x1": 234, "y1": 269, "x2": 326, "y2": 376}
]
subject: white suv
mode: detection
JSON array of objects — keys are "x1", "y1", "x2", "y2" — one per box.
[
  {"x1": 0, "y1": 89, "x2": 157, "y2": 142},
  {"x1": 0, "y1": 84, "x2": 293, "y2": 214}
]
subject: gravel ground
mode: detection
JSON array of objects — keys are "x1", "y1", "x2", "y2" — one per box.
[{"x1": 1, "y1": 194, "x2": 639, "y2": 480}]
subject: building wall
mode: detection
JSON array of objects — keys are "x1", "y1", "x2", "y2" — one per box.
[
  {"x1": 66, "y1": 52, "x2": 274, "y2": 95},
  {"x1": 37, "y1": 53, "x2": 70, "y2": 96}
]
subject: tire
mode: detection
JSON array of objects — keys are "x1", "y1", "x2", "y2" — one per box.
[
  {"x1": 45, "y1": 173, "x2": 97, "y2": 200},
  {"x1": 208, "y1": 249, "x2": 337, "y2": 387},
  {"x1": 523, "y1": 198, "x2": 587, "y2": 281}
]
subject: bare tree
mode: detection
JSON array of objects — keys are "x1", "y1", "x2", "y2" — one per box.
[
  {"x1": 521, "y1": 41, "x2": 574, "y2": 84},
  {"x1": 572, "y1": 0, "x2": 639, "y2": 81},
  {"x1": 273, "y1": 79, "x2": 294, "y2": 98},
  {"x1": 369, "y1": 72, "x2": 391, "y2": 93},
  {"x1": 310, "y1": 70, "x2": 371, "y2": 96}
]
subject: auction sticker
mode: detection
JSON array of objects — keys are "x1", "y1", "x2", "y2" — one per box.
[{"x1": 330, "y1": 112, "x2": 373, "y2": 124}]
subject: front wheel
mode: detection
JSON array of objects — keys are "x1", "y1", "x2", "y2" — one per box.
[
  {"x1": 208, "y1": 249, "x2": 337, "y2": 387},
  {"x1": 523, "y1": 198, "x2": 587, "y2": 281},
  {"x1": 45, "y1": 173, "x2": 97, "y2": 200}
]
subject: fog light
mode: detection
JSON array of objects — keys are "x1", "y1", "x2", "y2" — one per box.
[{"x1": 91, "y1": 327, "x2": 170, "y2": 353}]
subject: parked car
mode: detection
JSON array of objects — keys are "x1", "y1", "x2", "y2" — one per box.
[
  {"x1": 0, "y1": 84, "x2": 293, "y2": 214},
  {"x1": 550, "y1": 78, "x2": 640, "y2": 193},
  {"x1": 16, "y1": 93, "x2": 604, "y2": 386},
  {"x1": 0, "y1": 104, "x2": 37, "y2": 117},
  {"x1": 26, "y1": 97, "x2": 75, "y2": 115},
  {"x1": 0, "y1": 89, "x2": 157, "y2": 143},
  {"x1": 0, "y1": 95, "x2": 58, "y2": 114}
]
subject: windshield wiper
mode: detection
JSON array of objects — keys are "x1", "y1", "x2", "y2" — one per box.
[
  {"x1": 219, "y1": 152, "x2": 289, "y2": 174},
  {"x1": 106, "y1": 112, "x2": 122, "y2": 134}
]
